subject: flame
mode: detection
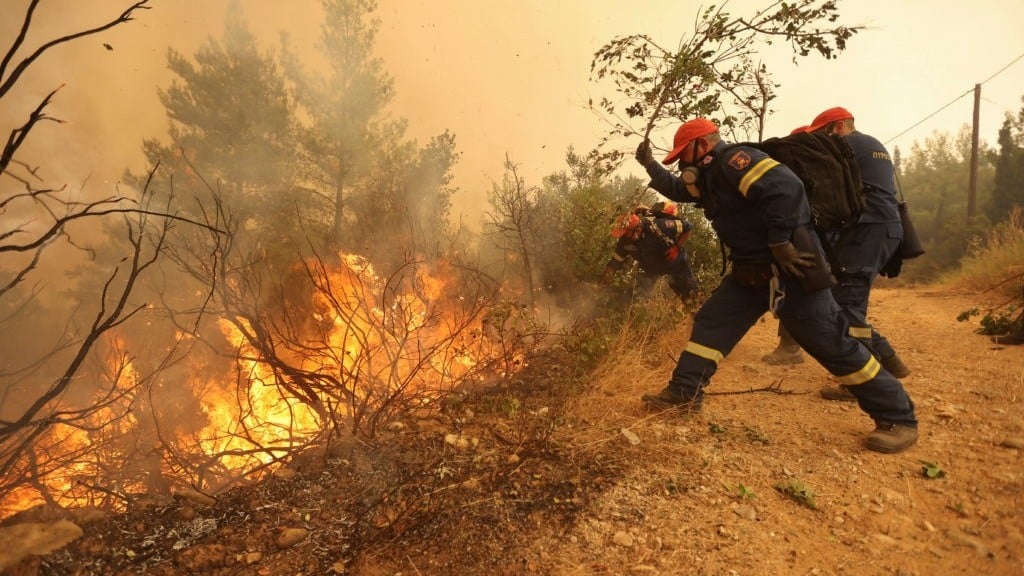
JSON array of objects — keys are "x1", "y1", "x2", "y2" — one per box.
[
  {"x1": 1, "y1": 339, "x2": 143, "y2": 516},
  {"x1": 0, "y1": 253, "x2": 520, "y2": 519},
  {"x1": 195, "y1": 317, "x2": 322, "y2": 472}
]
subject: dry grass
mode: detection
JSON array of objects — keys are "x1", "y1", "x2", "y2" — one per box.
[
  {"x1": 944, "y1": 207, "x2": 1024, "y2": 297},
  {"x1": 566, "y1": 305, "x2": 703, "y2": 453}
]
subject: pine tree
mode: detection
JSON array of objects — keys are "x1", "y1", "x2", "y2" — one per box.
[
  {"x1": 282, "y1": 0, "x2": 458, "y2": 271},
  {"x1": 142, "y1": 1, "x2": 298, "y2": 246},
  {"x1": 283, "y1": 0, "x2": 394, "y2": 249},
  {"x1": 987, "y1": 99, "x2": 1024, "y2": 224}
]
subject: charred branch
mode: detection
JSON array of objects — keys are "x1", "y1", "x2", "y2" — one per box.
[
  {"x1": 0, "y1": 1, "x2": 151, "y2": 98},
  {"x1": 0, "y1": 85, "x2": 64, "y2": 178}
]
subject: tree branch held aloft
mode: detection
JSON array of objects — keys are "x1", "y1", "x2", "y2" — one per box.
[{"x1": 589, "y1": 0, "x2": 862, "y2": 169}]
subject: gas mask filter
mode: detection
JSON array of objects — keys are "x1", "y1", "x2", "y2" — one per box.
[{"x1": 679, "y1": 165, "x2": 701, "y2": 198}]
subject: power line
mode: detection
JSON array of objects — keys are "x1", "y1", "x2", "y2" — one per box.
[
  {"x1": 884, "y1": 50, "x2": 1024, "y2": 145},
  {"x1": 980, "y1": 51, "x2": 1024, "y2": 86},
  {"x1": 981, "y1": 96, "x2": 1014, "y2": 114},
  {"x1": 884, "y1": 89, "x2": 972, "y2": 145}
]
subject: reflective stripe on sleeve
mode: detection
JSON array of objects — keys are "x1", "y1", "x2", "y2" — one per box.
[
  {"x1": 684, "y1": 341, "x2": 724, "y2": 365},
  {"x1": 848, "y1": 326, "x2": 873, "y2": 339},
  {"x1": 738, "y1": 158, "x2": 780, "y2": 196},
  {"x1": 838, "y1": 355, "x2": 881, "y2": 385}
]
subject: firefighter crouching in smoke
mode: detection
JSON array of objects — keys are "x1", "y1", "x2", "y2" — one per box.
[
  {"x1": 600, "y1": 202, "x2": 700, "y2": 303},
  {"x1": 633, "y1": 117, "x2": 918, "y2": 454}
]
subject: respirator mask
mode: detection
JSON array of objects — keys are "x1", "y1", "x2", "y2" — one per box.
[{"x1": 677, "y1": 144, "x2": 706, "y2": 200}]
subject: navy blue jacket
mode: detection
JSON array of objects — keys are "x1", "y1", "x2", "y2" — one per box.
[
  {"x1": 845, "y1": 131, "x2": 900, "y2": 224},
  {"x1": 607, "y1": 210, "x2": 693, "y2": 275},
  {"x1": 643, "y1": 142, "x2": 813, "y2": 264}
]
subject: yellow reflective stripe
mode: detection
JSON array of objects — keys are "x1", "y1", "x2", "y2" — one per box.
[
  {"x1": 738, "y1": 158, "x2": 780, "y2": 196},
  {"x1": 685, "y1": 341, "x2": 724, "y2": 365},
  {"x1": 612, "y1": 252, "x2": 628, "y2": 262},
  {"x1": 838, "y1": 355, "x2": 881, "y2": 385},
  {"x1": 848, "y1": 326, "x2": 873, "y2": 339}
]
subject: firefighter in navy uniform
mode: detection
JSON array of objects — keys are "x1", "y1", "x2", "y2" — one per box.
[
  {"x1": 764, "y1": 107, "x2": 912, "y2": 399},
  {"x1": 634, "y1": 117, "x2": 918, "y2": 454},
  {"x1": 600, "y1": 202, "x2": 700, "y2": 302},
  {"x1": 816, "y1": 108, "x2": 910, "y2": 394}
]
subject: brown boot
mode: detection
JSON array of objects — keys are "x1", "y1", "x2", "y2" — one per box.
[
  {"x1": 641, "y1": 388, "x2": 701, "y2": 412},
  {"x1": 881, "y1": 353, "x2": 911, "y2": 378},
  {"x1": 820, "y1": 385, "x2": 857, "y2": 402},
  {"x1": 865, "y1": 422, "x2": 918, "y2": 453},
  {"x1": 761, "y1": 346, "x2": 804, "y2": 365}
]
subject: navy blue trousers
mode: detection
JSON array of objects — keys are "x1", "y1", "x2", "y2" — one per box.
[
  {"x1": 667, "y1": 272, "x2": 916, "y2": 426},
  {"x1": 663, "y1": 248, "x2": 699, "y2": 299},
  {"x1": 638, "y1": 248, "x2": 699, "y2": 300},
  {"x1": 831, "y1": 222, "x2": 903, "y2": 359}
]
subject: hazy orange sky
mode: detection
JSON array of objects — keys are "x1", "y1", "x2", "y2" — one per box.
[{"x1": 4, "y1": 0, "x2": 1023, "y2": 209}]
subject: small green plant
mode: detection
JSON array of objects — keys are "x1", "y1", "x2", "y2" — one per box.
[
  {"x1": 743, "y1": 426, "x2": 770, "y2": 445},
  {"x1": 957, "y1": 306, "x2": 1022, "y2": 336},
  {"x1": 562, "y1": 316, "x2": 615, "y2": 367},
  {"x1": 775, "y1": 478, "x2": 817, "y2": 510},
  {"x1": 947, "y1": 500, "x2": 968, "y2": 517},
  {"x1": 734, "y1": 483, "x2": 756, "y2": 500},
  {"x1": 921, "y1": 460, "x2": 946, "y2": 479},
  {"x1": 956, "y1": 308, "x2": 979, "y2": 322},
  {"x1": 663, "y1": 475, "x2": 679, "y2": 494},
  {"x1": 708, "y1": 422, "x2": 726, "y2": 434},
  {"x1": 478, "y1": 393, "x2": 521, "y2": 417}
]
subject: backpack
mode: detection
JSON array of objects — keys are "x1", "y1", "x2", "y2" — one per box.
[
  {"x1": 635, "y1": 202, "x2": 690, "y2": 250},
  {"x1": 734, "y1": 131, "x2": 866, "y2": 231},
  {"x1": 618, "y1": 204, "x2": 691, "y2": 271}
]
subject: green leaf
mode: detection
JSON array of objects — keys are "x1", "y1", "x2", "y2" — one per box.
[{"x1": 921, "y1": 460, "x2": 946, "y2": 479}]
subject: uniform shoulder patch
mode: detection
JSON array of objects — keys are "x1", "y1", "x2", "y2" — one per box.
[{"x1": 727, "y1": 150, "x2": 751, "y2": 171}]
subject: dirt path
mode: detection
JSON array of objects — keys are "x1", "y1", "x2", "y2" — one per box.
[{"x1": 537, "y1": 286, "x2": 1024, "y2": 576}]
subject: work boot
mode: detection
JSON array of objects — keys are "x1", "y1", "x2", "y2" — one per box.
[
  {"x1": 865, "y1": 422, "x2": 918, "y2": 454},
  {"x1": 820, "y1": 385, "x2": 857, "y2": 402},
  {"x1": 761, "y1": 345, "x2": 804, "y2": 365},
  {"x1": 641, "y1": 388, "x2": 701, "y2": 412},
  {"x1": 880, "y1": 354, "x2": 911, "y2": 378}
]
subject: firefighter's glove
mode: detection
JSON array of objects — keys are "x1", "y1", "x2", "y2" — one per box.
[
  {"x1": 769, "y1": 242, "x2": 816, "y2": 278},
  {"x1": 880, "y1": 253, "x2": 903, "y2": 278},
  {"x1": 635, "y1": 139, "x2": 654, "y2": 166}
]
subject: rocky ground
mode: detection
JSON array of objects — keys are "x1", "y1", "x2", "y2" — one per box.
[{"x1": 1, "y1": 286, "x2": 1022, "y2": 575}]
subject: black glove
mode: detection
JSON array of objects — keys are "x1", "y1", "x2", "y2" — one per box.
[
  {"x1": 879, "y1": 253, "x2": 903, "y2": 278},
  {"x1": 635, "y1": 139, "x2": 654, "y2": 166},
  {"x1": 769, "y1": 242, "x2": 816, "y2": 277}
]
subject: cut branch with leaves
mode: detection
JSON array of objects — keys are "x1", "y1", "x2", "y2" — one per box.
[{"x1": 589, "y1": 0, "x2": 861, "y2": 169}]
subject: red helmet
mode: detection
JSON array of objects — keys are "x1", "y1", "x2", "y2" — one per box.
[
  {"x1": 806, "y1": 107, "x2": 853, "y2": 133},
  {"x1": 663, "y1": 118, "x2": 718, "y2": 165},
  {"x1": 611, "y1": 213, "x2": 641, "y2": 238}
]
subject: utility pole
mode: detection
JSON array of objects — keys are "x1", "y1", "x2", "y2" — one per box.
[{"x1": 968, "y1": 83, "x2": 980, "y2": 219}]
